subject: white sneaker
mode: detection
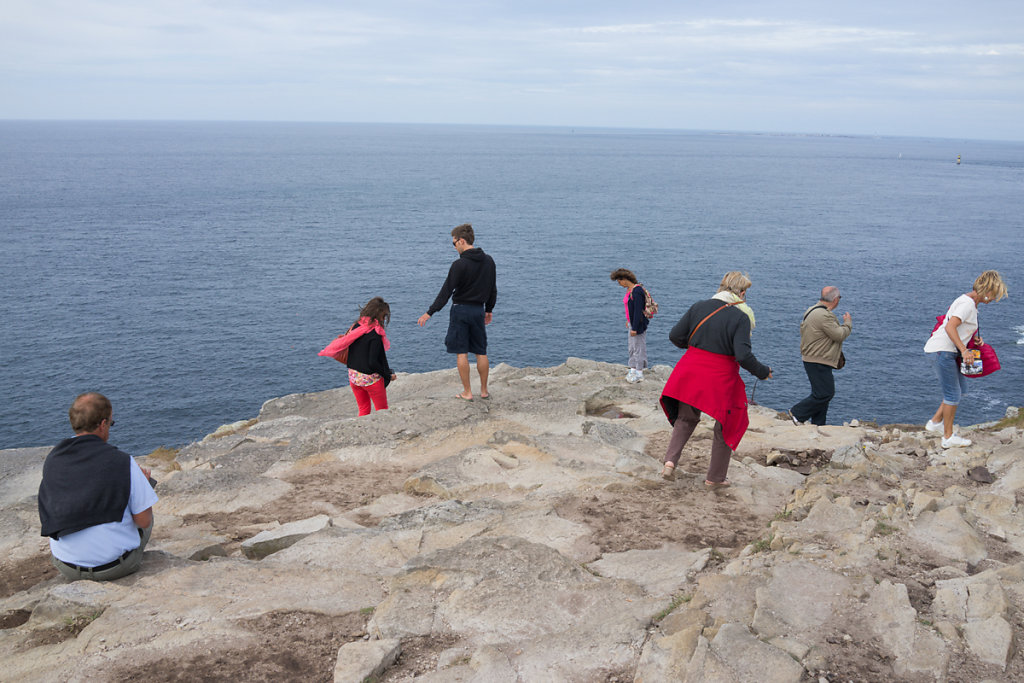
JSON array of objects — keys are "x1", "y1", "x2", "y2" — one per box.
[
  {"x1": 941, "y1": 434, "x2": 972, "y2": 449},
  {"x1": 924, "y1": 419, "x2": 943, "y2": 433},
  {"x1": 633, "y1": 369, "x2": 644, "y2": 382},
  {"x1": 625, "y1": 369, "x2": 639, "y2": 383}
]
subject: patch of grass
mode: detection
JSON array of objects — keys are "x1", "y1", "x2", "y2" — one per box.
[
  {"x1": 874, "y1": 521, "x2": 896, "y2": 537},
  {"x1": 772, "y1": 509, "x2": 793, "y2": 522},
  {"x1": 751, "y1": 536, "x2": 773, "y2": 554},
  {"x1": 652, "y1": 593, "x2": 691, "y2": 623},
  {"x1": 990, "y1": 409, "x2": 1024, "y2": 431},
  {"x1": 359, "y1": 607, "x2": 375, "y2": 616},
  {"x1": 145, "y1": 446, "x2": 180, "y2": 463},
  {"x1": 63, "y1": 610, "x2": 103, "y2": 632},
  {"x1": 707, "y1": 547, "x2": 725, "y2": 564}
]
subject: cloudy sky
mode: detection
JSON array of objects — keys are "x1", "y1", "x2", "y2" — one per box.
[{"x1": 3, "y1": 1, "x2": 1023, "y2": 140}]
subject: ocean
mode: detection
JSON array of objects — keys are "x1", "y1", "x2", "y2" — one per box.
[{"x1": 2, "y1": 121, "x2": 1022, "y2": 456}]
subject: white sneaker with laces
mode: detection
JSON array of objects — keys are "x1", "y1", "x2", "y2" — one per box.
[
  {"x1": 941, "y1": 434, "x2": 972, "y2": 449},
  {"x1": 924, "y1": 419, "x2": 943, "y2": 433}
]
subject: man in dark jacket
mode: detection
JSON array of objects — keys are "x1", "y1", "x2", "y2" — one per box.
[
  {"x1": 418, "y1": 223, "x2": 497, "y2": 400},
  {"x1": 38, "y1": 393, "x2": 158, "y2": 581}
]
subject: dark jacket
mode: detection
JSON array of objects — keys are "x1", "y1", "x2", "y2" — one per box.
[
  {"x1": 346, "y1": 330, "x2": 394, "y2": 386},
  {"x1": 627, "y1": 285, "x2": 650, "y2": 334},
  {"x1": 428, "y1": 248, "x2": 497, "y2": 315},
  {"x1": 668, "y1": 299, "x2": 771, "y2": 380},
  {"x1": 38, "y1": 434, "x2": 131, "y2": 539}
]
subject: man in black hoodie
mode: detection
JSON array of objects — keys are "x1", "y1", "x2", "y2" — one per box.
[
  {"x1": 38, "y1": 393, "x2": 158, "y2": 581},
  {"x1": 418, "y1": 223, "x2": 498, "y2": 399}
]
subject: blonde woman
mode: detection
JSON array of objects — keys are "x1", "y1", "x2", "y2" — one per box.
[
  {"x1": 659, "y1": 272, "x2": 773, "y2": 486},
  {"x1": 923, "y1": 270, "x2": 1008, "y2": 448}
]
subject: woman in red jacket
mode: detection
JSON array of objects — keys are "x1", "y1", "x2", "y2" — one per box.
[{"x1": 659, "y1": 272, "x2": 773, "y2": 486}]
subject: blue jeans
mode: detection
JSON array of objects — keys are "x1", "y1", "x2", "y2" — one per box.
[
  {"x1": 932, "y1": 351, "x2": 967, "y2": 406},
  {"x1": 790, "y1": 361, "x2": 835, "y2": 426}
]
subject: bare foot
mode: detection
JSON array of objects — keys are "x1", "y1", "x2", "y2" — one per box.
[{"x1": 455, "y1": 392, "x2": 473, "y2": 401}]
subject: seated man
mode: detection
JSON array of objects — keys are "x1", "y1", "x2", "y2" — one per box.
[{"x1": 38, "y1": 392, "x2": 158, "y2": 581}]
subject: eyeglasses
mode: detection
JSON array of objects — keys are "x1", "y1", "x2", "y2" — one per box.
[{"x1": 107, "y1": 419, "x2": 115, "y2": 427}]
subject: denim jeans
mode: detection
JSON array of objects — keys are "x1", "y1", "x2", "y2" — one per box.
[
  {"x1": 790, "y1": 361, "x2": 835, "y2": 426},
  {"x1": 932, "y1": 350, "x2": 967, "y2": 406}
]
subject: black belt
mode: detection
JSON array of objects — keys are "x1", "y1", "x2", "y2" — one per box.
[{"x1": 60, "y1": 548, "x2": 133, "y2": 573}]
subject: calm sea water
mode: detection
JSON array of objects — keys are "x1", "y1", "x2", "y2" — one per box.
[{"x1": 2, "y1": 121, "x2": 1022, "y2": 456}]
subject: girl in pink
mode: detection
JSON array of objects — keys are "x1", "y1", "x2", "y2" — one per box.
[{"x1": 319, "y1": 297, "x2": 396, "y2": 416}]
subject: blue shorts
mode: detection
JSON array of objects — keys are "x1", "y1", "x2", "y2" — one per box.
[
  {"x1": 445, "y1": 304, "x2": 487, "y2": 355},
  {"x1": 932, "y1": 350, "x2": 967, "y2": 406}
]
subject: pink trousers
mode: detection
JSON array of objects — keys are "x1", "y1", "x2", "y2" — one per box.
[{"x1": 351, "y1": 380, "x2": 388, "y2": 416}]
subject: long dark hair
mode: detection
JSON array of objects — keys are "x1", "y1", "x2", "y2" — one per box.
[{"x1": 358, "y1": 297, "x2": 391, "y2": 327}]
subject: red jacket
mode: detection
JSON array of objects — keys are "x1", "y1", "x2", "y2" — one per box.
[{"x1": 659, "y1": 346, "x2": 750, "y2": 450}]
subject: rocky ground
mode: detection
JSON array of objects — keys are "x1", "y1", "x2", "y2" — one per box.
[{"x1": 1, "y1": 358, "x2": 1022, "y2": 682}]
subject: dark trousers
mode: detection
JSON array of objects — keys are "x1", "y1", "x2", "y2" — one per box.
[
  {"x1": 791, "y1": 361, "x2": 835, "y2": 426},
  {"x1": 663, "y1": 403, "x2": 732, "y2": 483}
]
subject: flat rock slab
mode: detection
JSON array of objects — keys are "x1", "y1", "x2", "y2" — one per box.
[
  {"x1": 154, "y1": 470, "x2": 292, "y2": 516},
  {"x1": 369, "y1": 536, "x2": 659, "y2": 680},
  {"x1": 241, "y1": 514, "x2": 332, "y2": 559},
  {"x1": 752, "y1": 560, "x2": 858, "y2": 640},
  {"x1": 589, "y1": 544, "x2": 710, "y2": 597},
  {"x1": 688, "y1": 623, "x2": 804, "y2": 683},
  {"x1": 909, "y1": 506, "x2": 987, "y2": 565},
  {"x1": 333, "y1": 638, "x2": 401, "y2": 682},
  {"x1": 6, "y1": 558, "x2": 384, "y2": 681}
]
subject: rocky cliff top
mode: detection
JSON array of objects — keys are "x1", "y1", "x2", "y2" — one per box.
[{"x1": 1, "y1": 359, "x2": 1022, "y2": 682}]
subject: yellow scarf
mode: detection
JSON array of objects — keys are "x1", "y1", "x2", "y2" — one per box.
[{"x1": 713, "y1": 291, "x2": 755, "y2": 330}]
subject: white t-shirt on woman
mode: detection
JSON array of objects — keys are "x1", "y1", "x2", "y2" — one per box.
[{"x1": 924, "y1": 294, "x2": 978, "y2": 353}]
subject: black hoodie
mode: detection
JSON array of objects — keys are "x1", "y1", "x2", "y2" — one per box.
[{"x1": 427, "y1": 247, "x2": 497, "y2": 315}]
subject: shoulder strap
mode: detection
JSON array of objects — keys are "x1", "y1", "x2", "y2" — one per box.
[
  {"x1": 689, "y1": 302, "x2": 736, "y2": 342},
  {"x1": 802, "y1": 305, "x2": 828, "y2": 322}
]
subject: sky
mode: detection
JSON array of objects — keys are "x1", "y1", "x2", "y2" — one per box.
[{"x1": 3, "y1": 1, "x2": 1023, "y2": 140}]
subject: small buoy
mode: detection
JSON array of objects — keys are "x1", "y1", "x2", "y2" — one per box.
[{"x1": 957, "y1": 154, "x2": 961, "y2": 165}]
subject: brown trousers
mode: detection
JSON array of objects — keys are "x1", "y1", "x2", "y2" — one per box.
[{"x1": 663, "y1": 403, "x2": 733, "y2": 483}]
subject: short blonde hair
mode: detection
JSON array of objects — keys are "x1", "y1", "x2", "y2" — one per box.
[
  {"x1": 717, "y1": 271, "x2": 752, "y2": 296},
  {"x1": 973, "y1": 270, "x2": 1008, "y2": 302}
]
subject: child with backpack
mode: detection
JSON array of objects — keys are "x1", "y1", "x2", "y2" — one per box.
[{"x1": 610, "y1": 268, "x2": 657, "y2": 383}]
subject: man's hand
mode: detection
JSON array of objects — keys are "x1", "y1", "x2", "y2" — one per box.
[
  {"x1": 629, "y1": 330, "x2": 637, "y2": 336},
  {"x1": 417, "y1": 313, "x2": 431, "y2": 327},
  {"x1": 390, "y1": 373, "x2": 397, "y2": 381},
  {"x1": 843, "y1": 312, "x2": 852, "y2": 324},
  {"x1": 141, "y1": 466, "x2": 152, "y2": 480},
  {"x1": 485, "y1": 312, "x2": 493, "y2": 325}
]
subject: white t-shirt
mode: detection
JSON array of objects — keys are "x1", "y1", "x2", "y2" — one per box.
[
  {"x1": 50, "y1": 458, "x2": 159, "y2": 567},
  {"x1": 924, "y1": 294, "x2": 978, "y2": 353}
]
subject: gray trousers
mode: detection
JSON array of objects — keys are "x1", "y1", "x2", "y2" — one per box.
[
  {"x1": 52, "y1": 518, "x2": 154, "y2": 582},
  {"x1": 627, "y1": 331, "x2": 648, "y2": 370}
]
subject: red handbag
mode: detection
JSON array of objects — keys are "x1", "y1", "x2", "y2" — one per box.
[
  {"x1": 967, "y1": 337, "x2": 1000, "y2": 378},
  {"x1": 931, "y1": 315, "x2": 1000, "y2": 378}
]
